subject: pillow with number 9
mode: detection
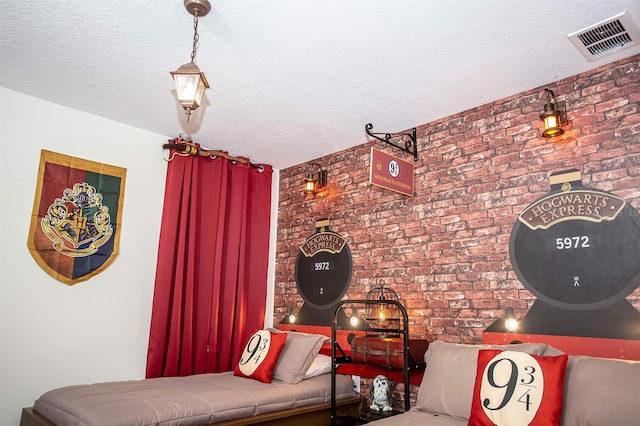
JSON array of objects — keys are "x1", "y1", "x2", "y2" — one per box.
[
  {"x1": 234, "y1": 329, "x2": 288, "y2": 383},
  {"x1": 468, "y1": 350, "x2": 568, "y2": 426}
]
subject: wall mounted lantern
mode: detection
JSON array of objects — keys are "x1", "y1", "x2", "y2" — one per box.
[
  {"x1": 504, "y1": 307, "x2": 519, "y2": 332},
  {"x1": 540, "y1": 88, "x2": 567, "y2": 138},
  {"x1": 171, "y1": 0, "x2": 211, "y2": 122},
  {"x1": 287, "y1": 307, "x2": 297, "y2": 324},
  {"x1": 303, "y1": 163, "x2": 328, "y2": 196},
  {"x1": 349, "y1": 308, "x2": 361, "y2": 327}
]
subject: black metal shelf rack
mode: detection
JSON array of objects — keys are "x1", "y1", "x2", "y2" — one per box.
[{"x1": 330, "y1": 299, "x2": 411, "y2": 426}]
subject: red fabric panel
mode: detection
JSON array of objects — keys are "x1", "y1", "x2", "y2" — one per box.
[
  {"x1": 39, "y1": 163, "x2": 86, "y2": 215},
  {"x1": 34, "y1": 163, "x2": 87, "y2": 278},
  {"x1": 146, "y1": 146, "x2": 272, "y2": 378}
]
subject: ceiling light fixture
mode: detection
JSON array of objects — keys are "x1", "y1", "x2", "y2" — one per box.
[
  {"x1": 170, "y1": 0, "x2": 211, "y2": 122},
  {"x1": 540, "y1": 88, "x2": 567, "y2": 138}
]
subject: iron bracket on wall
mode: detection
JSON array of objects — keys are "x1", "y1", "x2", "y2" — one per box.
[{"x1": 365, "y1": 123, "x2": 418, "y2": 161}]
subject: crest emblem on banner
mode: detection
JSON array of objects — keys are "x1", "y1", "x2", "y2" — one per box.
[{"x1": 27, "y1": 150, "x2": 126, "y2": 285}]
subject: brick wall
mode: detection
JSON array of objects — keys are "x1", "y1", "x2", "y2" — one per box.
[{"x1": 275, "y1": 55, "x2": 640, "y2": 345}]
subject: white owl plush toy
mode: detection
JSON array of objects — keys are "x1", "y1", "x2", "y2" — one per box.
[{"x1": 370, "y1": 375, "x2": 392, "y2": 412}]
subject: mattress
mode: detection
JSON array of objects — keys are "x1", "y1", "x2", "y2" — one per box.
[{"x1": 33, "y1": 371, "x2": 354, "y2": 426}]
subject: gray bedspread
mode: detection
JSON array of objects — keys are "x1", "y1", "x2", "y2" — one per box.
[{"x1": 33, "y1": 372, "x2": 354, "y2": 426}]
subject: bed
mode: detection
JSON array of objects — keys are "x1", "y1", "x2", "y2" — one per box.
[{"x1": 20, "y1": 329, "x2": 362, "y2": 426}]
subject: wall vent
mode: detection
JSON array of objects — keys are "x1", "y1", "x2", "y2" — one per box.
[{"x1": 568, "y1": 12, "x2": 640, "y2": 62}]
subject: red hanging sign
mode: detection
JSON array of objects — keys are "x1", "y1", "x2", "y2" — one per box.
[{"x1": 369, "y1": 147, "x2": 414, "y2": 196}]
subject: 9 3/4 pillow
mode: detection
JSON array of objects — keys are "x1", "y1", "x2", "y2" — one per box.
[
  {"x1": 234, "y1": 330, "x2": 288, "y2": 383},
  {"x1": 468, "y1": 350, "x2": 568, "y2": 426}
]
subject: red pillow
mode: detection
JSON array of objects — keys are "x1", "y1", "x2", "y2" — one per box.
[
  {"x1": 468, "y1": 350, "x2": 568, "y2": 426},
  {"x1": 234, "y1": 329, "x2": 288, "y2": 383}
]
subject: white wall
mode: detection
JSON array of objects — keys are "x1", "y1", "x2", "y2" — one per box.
[
  {"x1": 264, "y1": 168, "x2": 280, "y2": 330},
  {"x1": 0, "y1": 88, "x2": 167, "y2": 425}
]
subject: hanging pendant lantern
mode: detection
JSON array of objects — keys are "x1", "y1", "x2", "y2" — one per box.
[
  {"x1": 171, "y1": 63, "x2": 209, "y2": 121},
  {"x1": 171, "y1": 0, "x2": 211, "y2": 122}
]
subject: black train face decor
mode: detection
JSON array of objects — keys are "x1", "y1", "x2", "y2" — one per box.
[
  {"x1": 283, "y1": 218, "x2": 353, "y2": 326},
  {"x1": 509, "y1": 169, "x2": 640, "y2": 339}
]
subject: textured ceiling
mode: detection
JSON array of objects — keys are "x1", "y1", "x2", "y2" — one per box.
[{"x1": 1, "y1": 1, "x2": 639, "y2": 169}]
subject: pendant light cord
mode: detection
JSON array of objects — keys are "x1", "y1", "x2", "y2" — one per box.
[{"x1": 190, "y1": 11, "x2": 200, "y2": 63}]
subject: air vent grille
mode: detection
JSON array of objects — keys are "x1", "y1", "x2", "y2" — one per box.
[{"x1": 568, "y1": 12, "x2": 640, "y2": 61}]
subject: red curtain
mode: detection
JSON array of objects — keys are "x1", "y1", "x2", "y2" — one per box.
[{"x1": 146, "y1": 146, "x2": 273, "y2": 378}]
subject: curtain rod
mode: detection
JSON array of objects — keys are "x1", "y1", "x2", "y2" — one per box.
[{"x1": 163, "y1": 137, "x2": 264, "y2": 170}]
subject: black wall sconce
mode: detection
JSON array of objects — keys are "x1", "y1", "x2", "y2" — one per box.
[
  {"x1": 540, "y1": 88, "x2": 568, "y2": 138},
  {"x1": 483, "y1": 307, "x2": 522, "y2": 334},
  {"x1": 504, "y1": 307, "x2": 519, "y2": 332},
  {"x1": 287, "y1": 307, "x2": 297, "y2": 324},
  {"x1": 348, "y1": 307, "x2": 363, "y2": 328},
  {"x1": 303, "y1": 163, "x2": 328, "y2": 196}
]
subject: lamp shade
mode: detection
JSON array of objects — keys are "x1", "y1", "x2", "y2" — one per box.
[
  {"x1": 171, "y1": 62, "x2": 210, "y2": 112},
  {"x1": 304, "y1": 174, "x2": 316, "y2": 195},
  {"x1": 540, "y1": 89, "x2": 566, "y2": 138},
  {"x1": 540, "y1": 106, "x2": 564, "y2": 138}
]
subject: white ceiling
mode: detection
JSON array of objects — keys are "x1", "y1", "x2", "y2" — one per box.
[{"x1": 1, "y1": 1, "x2": 639, "y2": 169}]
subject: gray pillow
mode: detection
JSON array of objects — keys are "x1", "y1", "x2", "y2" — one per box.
[
  {"x1": 542, "y1": 345, "x2": 565, "y2": 356},
  {"x1": 561, "y1": 355, "x2": 640, "y2": 425},
  {"x1": 271, "y1": 331, "x2": 327, "y2": 384},
  {"x1": 414, "y1": 340, "x2": 548, "y2": 420}
]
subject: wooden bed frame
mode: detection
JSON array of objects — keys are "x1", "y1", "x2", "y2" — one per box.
[
  {"x1": 21, "y1": 395, "x2": 362, "y2": 426},
  {"x1": 21, "y1": 325, "x2": 362, "y2": 426}
]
